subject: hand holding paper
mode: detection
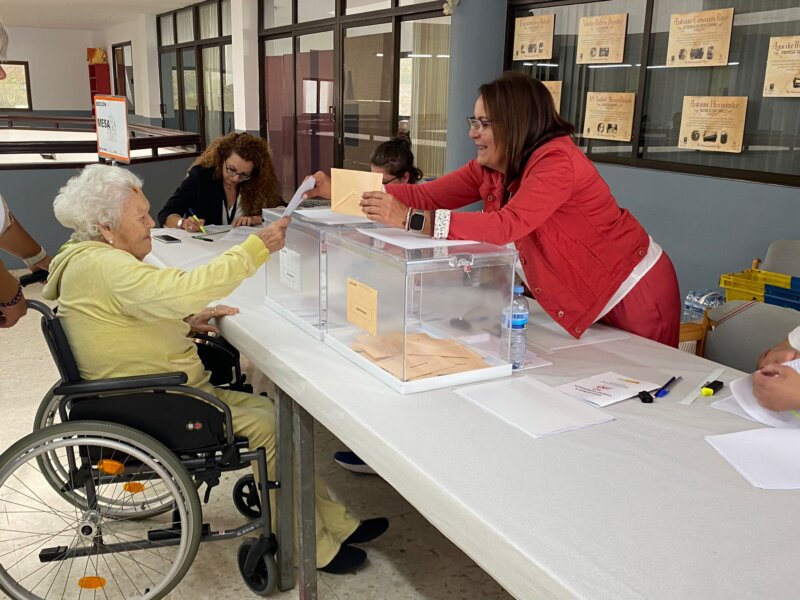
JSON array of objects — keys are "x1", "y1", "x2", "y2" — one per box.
[
  {"x1": 332, "y1": 168, "x2": 383, "y2": 217},
  {"x1": 283, "y1": 177, "x2": 317, "y2": 217}
]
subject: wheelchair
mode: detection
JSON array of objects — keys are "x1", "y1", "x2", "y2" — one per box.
[{"x1": 0, "y1": 300, "x2": 281, "y2": 599}]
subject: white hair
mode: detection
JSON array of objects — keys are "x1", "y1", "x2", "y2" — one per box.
[{"x1": 53, "y1": 164, "x2": 143, "y2": 242}]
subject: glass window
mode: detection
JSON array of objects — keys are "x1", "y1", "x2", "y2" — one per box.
[
  {"x1": 200, "y1": 3, "x2": 219, "y2": 39},
  {"x1": 263, "y1": 0, "x2": 292, "y2": 28},
  {"x1": 298, "y1": 0, "x2": 334, "y2": 23},
  {"x1": 343, "y1": 23, "x2": 394, "y2": 171},
  {"x1": 265, "y1": 37, "x2": 295, "y2": 195},
  {"x1": 112, "y1": 43, "x2": 135, "y2": 112},
  {"x1": 296, "y1": 32, "x2": 334, "y2": 181},
  {"x1": 641, "y1": 0, "x2": 800, "y2": 178},
  {"x1": 222, "y1": 0, "x2": 232, "y2": 35},
  {"x1": 177, "y1": 9, "x2": 195, "y2": 44},
  {"x1": 346, "y1": 0, "x2": 391, "y2": 15},
  {"x1": 160, "y1": 14, "x2": 175, "y2": 46},
  {"x1": 400, "y1": 0, "x2": 440, "y2": 5},
  {"x1": 203, "y1": 46, "x2": 223, "y2": 143},
  {"x1": 223, "y1": 44, "x2": 234, "y2": 133},
  {"x1": 511, "y1": 0, "x2": 646, "y2": 159},
  {"x1": 399, "y1": 16, "x2": 451, "y2": 178},
  {"x1": 160, "y1": 51, "x2": 180, "y2": 130},
  {"x1": 181, "y1": 48, "x2": 199, "y2": 133},
  {"x1": 0, "y1": 62, "x2": 32, "y2": 110}
]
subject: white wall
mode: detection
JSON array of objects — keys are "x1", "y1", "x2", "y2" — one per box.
[{"x1": 7, "y1": 26, "x2": 104, "y2": 111}]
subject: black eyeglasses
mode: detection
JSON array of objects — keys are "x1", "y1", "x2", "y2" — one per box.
[
  {"x1": 225, "y1": 162, "x2": 252, "y2": 181},
  {"x1": 466, "y1": 117, "x2": 492, "y2": 132},
  {"x1": 382, "y1": 175, "x2": 399, "y2": 185}
]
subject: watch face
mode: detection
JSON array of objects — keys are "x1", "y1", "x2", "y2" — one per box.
[{"x1": 409, "y1": 212, "x2": 425, "y2": 232}]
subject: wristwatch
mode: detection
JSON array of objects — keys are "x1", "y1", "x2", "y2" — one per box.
[
  {"x1": 407, "y1": 210, "x2": 425, "y2": 233},
  {"x1": 176, "y1": 218, "x2": 184, "y2": 229}
]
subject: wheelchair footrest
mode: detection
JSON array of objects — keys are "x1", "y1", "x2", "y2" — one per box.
[{"x1": 148, "y1": 523, "x2": 210, "y2": 542}]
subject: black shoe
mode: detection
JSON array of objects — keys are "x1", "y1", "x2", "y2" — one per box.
[
  {"x1": 343, "y1": 518, "x2": 389, "y2": 545},
  {"x1": 320, "y1": 545, "x2": 367, "y2": 574}
]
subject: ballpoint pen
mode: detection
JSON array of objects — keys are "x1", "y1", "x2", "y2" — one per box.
[
  {"x1": 655, "y1": 375, "x2": 682, "y2": 398},
  {"x1": 187, "y1": 208, "x2": 206, "y2": 234}
]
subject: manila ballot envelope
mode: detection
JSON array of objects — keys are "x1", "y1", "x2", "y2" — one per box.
[{"x1": 331, "y1": 168, "x2": 383, "y2": 217}]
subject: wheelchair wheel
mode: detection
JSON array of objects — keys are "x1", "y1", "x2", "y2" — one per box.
[
  {"x1": 33, "y1": 392, "x2": 184, "y2": 520},
  {"x1": 237, "y1": 538, "x2": 278, "y2": 596},
  {"x1": 233, "y1": 474, "x2": 262, "y2": 518},
  {"x1": 0, "y1": 420, "x2": 202, "y2": 600}
]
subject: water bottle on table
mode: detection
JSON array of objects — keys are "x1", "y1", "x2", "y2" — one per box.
[{"x1": 501, "y1": 285, "x2": 529, "y2": 369}]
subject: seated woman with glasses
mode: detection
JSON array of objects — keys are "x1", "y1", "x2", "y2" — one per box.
[
  {"x1": 308, "y1": 71, "x2": 680, "y2": 347},
  {"x1": 369, "y1": 132, "x2": 423, "y2": 185},
  {"x1": 159, "y1": 132, "x2": 282, "y2": 232}
]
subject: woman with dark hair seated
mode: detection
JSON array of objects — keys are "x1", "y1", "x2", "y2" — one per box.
[
  {"x1": 310, "y1": 71, "x2": 680, "y2": 347},
  {"x1": 369, "y1": 132, "x2": 423, "y2": 185},
  {"x1": 159, "y1": 132, "x2": 282, "y2": 232}
]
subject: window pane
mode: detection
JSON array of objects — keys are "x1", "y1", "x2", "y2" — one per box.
[
  {"x1": 297, "y1": 32, "x2": 334, "y2": 182},
  {"x1": 177, "y1": 9, "x2": 195, "y2": 43},
  {"x1": 298, "y1": 0, "x2": 334, "y2": 23},
  {"x1": 346, "y1": 0, "x2": 391, "y2": 15},
  {"x1": 265, "y1": 37, "x2": 295, "y2": 195},
  {"x1": 343, "y1": 23, "x2": 393, "y2": 171},
  {"x1": 0, "y1": 64, "x2": 31, "y2": 110},
  {"x1": 223, "y1": 44, "x2": 234, "y2": 133},
  {"x1": 641, "y1": 0, "x2": 800, "y2": 178},
  {"x1": 181, "y1": 49, "x2": 199, "y2": 133},
  {"x1": 263, "y1": 0, "x2": 292, "y2": 28},
  {"x1": 400, "y1": 16, "x2": 451, "y2": 178},
  {"x1": 160, "y1": 51, "x2": 180, "y2": 129},
  {"x1": 160, "y1": 15, "x2": 175, "y2": 46},
  {"x1": 399, "y1": 0, "x2": 439, "y2": 5},
  {"x1": 200, "y1": 3, "x2": 219, "y2": 39},
  {"x1": 114, "y1": 45, "x2": 135, "y2": 112},
  {"x1": 511, "y1": 0, "x2": 646, "y2": 158},
  {"x1": 221, "y1": 0, "x2": 231, "y2": 35},
  {"x1": 203, "y1": 46, "x2": 223, "y2": 144}
]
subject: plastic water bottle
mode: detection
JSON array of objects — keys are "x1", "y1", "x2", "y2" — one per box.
[
  {"x1": 501, "y1": 286, "x2": 529, "y2": 369},
  {"x1": 682, "y1": 289, "x2": 725, "y2": 322}
]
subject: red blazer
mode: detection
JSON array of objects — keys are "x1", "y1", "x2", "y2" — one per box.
[{"x1": 387, "y1": 135, "x2": 650, "y2": 338}]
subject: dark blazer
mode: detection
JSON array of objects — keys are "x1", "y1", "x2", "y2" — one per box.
[{"x1": 158, "y1": 165, "x2": 232, "y2": 226}]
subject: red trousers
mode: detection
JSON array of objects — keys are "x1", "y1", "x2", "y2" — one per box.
[{"x1": 600, "y1": 252, "x2": 681, "y2": 347}]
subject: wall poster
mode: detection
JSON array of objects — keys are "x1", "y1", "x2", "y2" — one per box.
[
  {"x1": 678, "y1": 96, "x2": 747, "y2": 153},
  {"x1": 576, "y1": 13, "x2": 628, "y2": 65},
  {"x1": 666, "y1": 8, "x2": 734, "y2": 68},
  {"x1": 763, "y1": 36, "x2": 800, "y2": 98},
  {"x1": 512, "y1": 14, "x2": 555, "y2": 61},
  {"x1": 542, "y1": 80, "x2": 563, "y2": 113},
  {"x1": 582, "y1": 92, "x2": 635, "y2": 142}
]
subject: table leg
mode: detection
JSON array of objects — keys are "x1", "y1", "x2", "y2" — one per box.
[
  {"x1": 275, "y1": 386, "x2": 295, "y2": 591},
  {"x1": 293, "y1": 400, "x2": 318, "y2": 599}
]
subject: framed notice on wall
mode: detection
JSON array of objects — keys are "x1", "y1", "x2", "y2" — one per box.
[
  {"x1": 666, "y1": 8, "x2": 734, "y2": 68},
  {"x1": 576, "y1": 13, "x2": 628, "y2": 65},
  {"x1": 582, "y1": 92, "x2": 635, "y2": 142},
  {"x1": 94, "y1": 95, "x2": 130, "y2": 163},
  {"x1": 542, "y1": 81, "x2": 562, "y2": 113},
  {"x1": 763, "y1": 36, "x2": 800, "y2": 98},
  {"x1": 678, "y1": 96, "x2": 747, "y2": 153},
  {"x1": 512, "y1": 15, "x2": 555, "y2": 61}
]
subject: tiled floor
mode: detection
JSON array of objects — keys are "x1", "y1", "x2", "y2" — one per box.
[{"x1": 0, "y1": 278, "x2": 512, "y2": 600}]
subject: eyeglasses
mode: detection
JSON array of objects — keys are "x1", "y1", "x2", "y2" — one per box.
[
  {"x1": 382, "y1": 175, "x2": 399, "y2": 186},
  {"x1": 225, "y1": 162, "x2": 252, "y2": 181},
  {"x1": 466, "y1": 117, "x2": 492, "y2": 132}
]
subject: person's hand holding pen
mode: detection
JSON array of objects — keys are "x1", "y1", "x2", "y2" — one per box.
[
  {"x1": 188, "y1": 208, "x2": 206, "y2": 234},
  {"x1": 173, "y1": 212, "x2": 205, "y2": 233}
]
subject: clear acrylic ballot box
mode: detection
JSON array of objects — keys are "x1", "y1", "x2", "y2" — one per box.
[
  {"x1": 323, "y1": 229, "x2": 516, "y2": 393},
  {"x1": 263, "y1": 207, "x2": 378, "y2": 339}
]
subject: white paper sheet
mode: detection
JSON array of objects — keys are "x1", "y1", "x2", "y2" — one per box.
[
  {"x1": 711, "y1": 395, "x2": 758, "y2": 423},
  {"x1": 455, "y1": 376, "x2": 614, "y2": 439},
  {"x1": 556, "y1": 371, "x2": 660, "y2": 407},
  {"x1": 706, "y1": 428, "x2": 800, "y2": 489},
  {"x1": 729, "y1": 362, "x2": 800, "y2": 428},
  {"x1": 222, "y1": 225, "x2": 264, "y2": 242},
  {"x1": 294, "y1": 208, "x2": 372, "y2": 225},
  {"x1": 356, "y1": 228, "x2": 479, "y2": 250},
  {"x1": 527, "y1": 317, "x2": 629, "y2": 352},
  {"x1": 283, "y1": 177, "x2": 317, "y2": 217}
]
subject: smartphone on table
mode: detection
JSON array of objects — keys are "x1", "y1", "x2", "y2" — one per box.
[{"x1": 154, "y1": 234, "x2": 182, "y2": 244}]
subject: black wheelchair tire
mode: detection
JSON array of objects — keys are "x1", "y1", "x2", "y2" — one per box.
[
  {"x1": 237, "y1": 538, "x2": 278, "y2": 596},
  {"x1": 233, "y1": 473, "x2": 262, "y2": 518}
]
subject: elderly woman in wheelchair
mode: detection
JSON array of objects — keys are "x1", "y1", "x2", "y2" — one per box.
[{"x1": 0, "y1": 165, "x2": 385, "y2": 600}]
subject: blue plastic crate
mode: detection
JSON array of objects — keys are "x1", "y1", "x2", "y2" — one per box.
[{"x1": 764, "y1": 284, "x2": 800, "y2": 311}]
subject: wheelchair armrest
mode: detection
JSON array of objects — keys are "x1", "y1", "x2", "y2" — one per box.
[{"x1": 54, "y1": 372, "x2": 189, "y2": 396}]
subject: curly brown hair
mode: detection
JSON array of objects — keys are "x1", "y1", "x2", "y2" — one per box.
[{"x1": 193, "y1": 132, "x2": 282, "y2": 213}]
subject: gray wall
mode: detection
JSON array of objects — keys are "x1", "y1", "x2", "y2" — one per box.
[
  {"x1": 0, "y1": 157, "x2": 194, "y2": 268},
  {"x1": 598, "y1": 164, "x2": 800, "y2": 298}
]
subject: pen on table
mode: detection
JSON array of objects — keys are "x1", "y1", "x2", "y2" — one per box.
[
  {"x1": 187, "y1": 208, "x2": 206, "y2": 234},
  {"x1": 195, "y1": 236, "x2": 213, "y2": 242},
  {"x1": 655, "y1": 375, "x2": 683, "y2": 398}
]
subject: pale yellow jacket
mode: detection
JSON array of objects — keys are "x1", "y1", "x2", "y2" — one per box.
[{"x1": 42, "y1": 235, "x2": 268, "y2": 386}]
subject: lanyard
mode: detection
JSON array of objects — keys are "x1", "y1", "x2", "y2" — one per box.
[{"x1": 224, "y1": 195, "x2": 238, "y2": 225}]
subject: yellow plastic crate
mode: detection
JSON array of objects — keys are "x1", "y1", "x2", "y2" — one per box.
[{"x1": 719, "y1": 268, "x2": 792, "y2": 302}]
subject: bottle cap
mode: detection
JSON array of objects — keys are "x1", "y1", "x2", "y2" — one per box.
[{"x1": 513, "y1": 285, "x2": 524, "y2": 294}]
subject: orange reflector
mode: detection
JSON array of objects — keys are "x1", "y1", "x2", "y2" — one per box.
[
  {"x1": 123, "y1": 482, "x2": 145, "y2": 494},
  {"x1": 96, "y1": 459, "x2": 125, "y2": 476},
  {"x1": 78, "y1": 576, "x2": 106, "y2": 590}
]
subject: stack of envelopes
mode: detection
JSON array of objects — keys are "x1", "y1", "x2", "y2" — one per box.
[{"x1": 353, "y1": 332, "x2": 489, "y2": 381}]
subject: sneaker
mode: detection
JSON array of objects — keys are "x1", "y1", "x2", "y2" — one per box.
[
  {"x1": 343, "y1": 518, "x2": 389, "y2": 545},
  {"x1": 334, "y1": 451, "x2": 377, "y2": 475},
  {"x1": 319, "y1": 545, "x2": 367, "y2": 574}
]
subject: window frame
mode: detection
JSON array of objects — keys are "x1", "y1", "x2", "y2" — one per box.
[
  {"x1": 111, "y1": 41, "x2": 135, "y2": 113},
  {"x1": 0, "y1": 61, "x2": 33, "y2": 111}
]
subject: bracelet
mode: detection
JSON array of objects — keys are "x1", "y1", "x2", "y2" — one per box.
[
  {"x1": 176, "y1": 218, "x2": 184, "y2": 229},
  {"x1": 22, "y1": 246, "x2": 47, "y2": 268},
  {"x1": 0, "y1": 284, "x2": 23, "y2": 308},
  {"x1": 433, "y1": 209, "x2": 451, "y2": 239},
  {"x1": 403, "y1": 207, "x2": 413, "y2": 231}
]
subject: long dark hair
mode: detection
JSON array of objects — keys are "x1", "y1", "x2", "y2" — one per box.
[
  {"x1": 370, "y1": 132, "x2": 423, "y2": 184},
  {"x1": 479, "y1": 71, "x2": 574, "y2": 186}
]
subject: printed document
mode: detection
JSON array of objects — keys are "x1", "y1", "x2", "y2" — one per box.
[{"x1": 556, "y1": 371, "x2": 659, "y2": 407}]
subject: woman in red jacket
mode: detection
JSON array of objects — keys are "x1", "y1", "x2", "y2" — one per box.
[{"x1": 311, "y1": 71, "x2": 681, "y2": 346}]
